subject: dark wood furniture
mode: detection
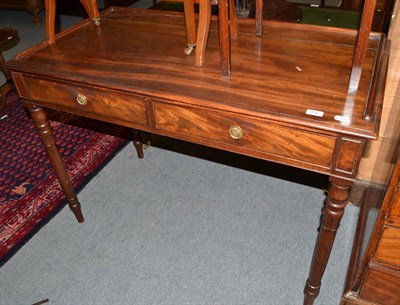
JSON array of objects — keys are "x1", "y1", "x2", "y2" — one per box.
[
  {"x1": 4, "y1": 3, "x2": 389, "y2": 304},
  {"x1": 0, "y1": 0, "x2": 45, "y2": 25},
  {"x1": 0, "y1": 28, "x2": 19, "y2": 112},
  {"x1": 340, "y1": 4, "x2": 400, "y2": 301},
  {"x1": 342, "y1": 150, "x2": 400, "y2": 305}
]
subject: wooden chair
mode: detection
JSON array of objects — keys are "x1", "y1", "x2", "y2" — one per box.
[
  {"x1": 0, "y1": 28, "x2": 19, "y2": 112},
  {"x1": 183, "y1": 0, "x2": 238, "y2": 76},
  {"x1": 183, "y1": 0, "x2": 379, "y2": 95}
]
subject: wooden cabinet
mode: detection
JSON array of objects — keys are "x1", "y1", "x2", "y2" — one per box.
[
  {"x1": 358, "y1": 268, "x2": 400, "y2": 304},
  {"x1": 0, "y1": 0, "x2": 45, "y2": 24},
  {"x1": 343, "y1": 152, "x2": 400, "y2": 304}
]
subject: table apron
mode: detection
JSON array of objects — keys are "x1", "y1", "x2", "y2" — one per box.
[{"x1": 14, "y1": 73, "x2": 366, "y2": 180}]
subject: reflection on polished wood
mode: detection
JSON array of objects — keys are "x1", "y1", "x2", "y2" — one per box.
[
  {"x1": 4, "y1": 8, "x2": 388, "y2": 305},
  {"x1": 304, "y1": 177, "x2": 353, "y2": 305}
]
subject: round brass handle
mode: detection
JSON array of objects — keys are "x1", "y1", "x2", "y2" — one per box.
[
  {"x1": 229, "y1": 126, "x2": 244, "y2": 140},
  {"x1": 76, "y1": 93, "x2": 87, "y2": 105}
]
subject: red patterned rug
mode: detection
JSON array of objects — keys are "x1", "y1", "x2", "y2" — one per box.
[{"x1": 0, "y1": 93, "x2": 128, "y2": 266}]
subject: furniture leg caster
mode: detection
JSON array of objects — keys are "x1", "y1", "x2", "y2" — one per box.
[{"x1": 184, "y1": 43, "x2": 196, "y2": 55}]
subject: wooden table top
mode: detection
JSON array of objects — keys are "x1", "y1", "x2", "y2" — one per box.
[{"x1": 6, "y1": 8, "x2": 386, "y2": 139}]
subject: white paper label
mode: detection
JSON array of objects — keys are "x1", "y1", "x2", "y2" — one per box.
[{"x1": 306, "y1": 109, "x2": 324, "y2": 117}]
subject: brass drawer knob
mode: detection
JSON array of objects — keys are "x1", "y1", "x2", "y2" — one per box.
[
  {"x1": 229, "y1": 126, "x2": 243, "y2": 140},
  {"x1": 76, "y1": 93, "x2": 87, "y2": 105}
]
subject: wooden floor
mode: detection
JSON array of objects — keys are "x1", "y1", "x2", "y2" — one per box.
[{"x1": 9, "y1": 8, "x2": 383, "y2": 138}]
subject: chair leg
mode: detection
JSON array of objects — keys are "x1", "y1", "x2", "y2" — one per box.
[
  {"x1": 218, "y1": 0, "x2": 231, "y2": 76},
  {"x1": 29, "y1": 8, "x2": 43, "y2": 25},
  {"x1": 229, "y1": 0, "x2": 238, "y2": 39},
  {"x1": 183, "y1": 0, "x2": 235, "y2": 74},
  {"x1": 195, "y1": 0, "x2": 212, "y2": 66},
  {"x1": 79, "y1": 0, "x2": 100, "y2": 21},
  {"x1": 255, "y1": 0, "x2": 263, "y2": 35},
  {"x1": 348, "y1": 0, "x2": 377, "y2": 94},
  {"x1": 183, "y1": 0, "x2": 197, "y2": 55}
]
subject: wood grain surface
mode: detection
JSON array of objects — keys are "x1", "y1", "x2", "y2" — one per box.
[{"x1": 6, "y1": 8, "x2": 385, "y2": 139}]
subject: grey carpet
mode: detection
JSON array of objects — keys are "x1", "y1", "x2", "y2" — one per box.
[
  {"x1": 0, "y1": 144, "x2": 357, "y2": 305},
  {"x1": 0, "y1": 4, "x2": 358, "y2": 305}
]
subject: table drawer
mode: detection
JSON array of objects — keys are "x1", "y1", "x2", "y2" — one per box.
[
  {"x1": 20, "y1": 76, "x2": 149, "y2": 125},
  {"x1": 374, "y1": 226, "x2": 400, "y2": 268},
  {"x1": 153, "y1": 102, "x2": 336, "y2": 169},
  {"x1": 359, "y1": 268, "x2": 400, "y2": 305}
]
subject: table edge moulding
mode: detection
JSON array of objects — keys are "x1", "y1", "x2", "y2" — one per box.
[{"x1": 2, "y1": 1, "x2": 390, "y2": 304}]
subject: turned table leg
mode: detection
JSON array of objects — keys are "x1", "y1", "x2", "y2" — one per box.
[
  {"x1": 132, "y1": 130, "x2": 151, "y2": 159},
  {"x1": 303, "y1": 176, "x2": 352, "y2": 305},
  {"x1": 26, "y1": 104, "x2": 84, "y2": 223}
]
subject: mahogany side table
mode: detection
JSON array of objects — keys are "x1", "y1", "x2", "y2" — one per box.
[{"x1": 4, "y1": 7, "x2": 389, "y2": 305}]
